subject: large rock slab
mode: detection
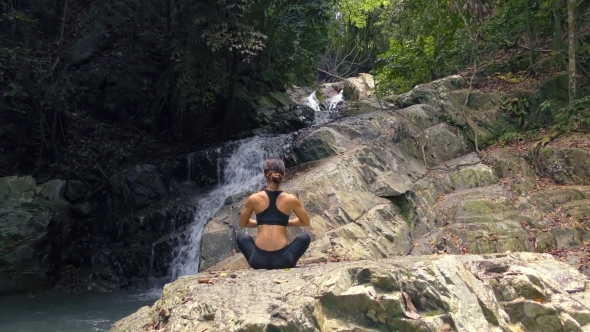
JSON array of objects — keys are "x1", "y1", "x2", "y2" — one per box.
[{"x1": 111, "y1": 252, "x2": 590, "y2": 332}]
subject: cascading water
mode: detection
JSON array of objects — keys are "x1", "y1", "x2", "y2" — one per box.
[
  {"x1": 169, "y1": 135, "x2": 288, "y2": 280},
  {"x1": 305, "y1": 91, "x2": 321, "y2": 112},
  {"x1": 327, "y1": 90, "x2": 344, "y2": 110},
  {"x1": 306, "y1": 90, "x2": 343, "y2": 126}
]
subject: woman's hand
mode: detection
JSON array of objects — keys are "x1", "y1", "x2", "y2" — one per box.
[{"x1": 288, "y1": 196, "x2": 310, "y2": 227}]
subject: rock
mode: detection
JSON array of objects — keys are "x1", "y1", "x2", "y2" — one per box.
[
  {"x1": 410, "y1": 123, "x2": 470, "y2": 166},
  {"x1": 71, "y1": 202, "x2": 96, "y2": 217},
  {"x1": 533, "y1": 145, "x2": 590, "y2": 185},
  {"x1": 200, "y1": 222, "x2": 237, "y2": 271},
  {"x1": 289, "y1": 128, "x2": 343, "y2": 165},
  {"x1": 105, "y1": 164, "x2": 169, "y2": 220},
  {"x1": 344, "y1": 97, "x2": 385, "y2": 116},
  {"x1": 484, "y1": 148, "x2": 537, "y2": 195},
  {"x1": 64, "y1": 180, "x2": 89, "y2": 203},
  {"x1": 343, "y1": 73, "x2": 375, "y2": 101},
  {"x1": 111, "y1": 253, "x2": 590, "y2": 332},
  {"x1": 0, "y1": 176, "x2": 70, "y2": 294}
]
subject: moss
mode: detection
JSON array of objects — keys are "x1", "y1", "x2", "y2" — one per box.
[{"x1": 422, "y1": 309, "x2": 444, "y2": 317}]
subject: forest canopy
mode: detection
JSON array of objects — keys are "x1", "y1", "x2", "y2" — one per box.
[{"x1": 0, "y1": 0, "x2": 589, "y2": 177}]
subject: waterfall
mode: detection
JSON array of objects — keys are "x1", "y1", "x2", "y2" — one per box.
[
  {"x1": 186, "y1": 152, "x2": 195, "y2": 182},
  {"x1": 305, "y1": 91, "x2": 321, "y2": 112},
  {"x1": 327, "y1": 90, "x2": 344, "y2": 110},
  {"x1": 169, "y1": 135, "x2": 288, "y2": 280}
]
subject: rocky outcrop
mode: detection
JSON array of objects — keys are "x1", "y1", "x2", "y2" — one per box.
[
  {"x1": 343, "y1": 73, "x2": 375, "y2": 101},
  {"x1": 111, "y1": 252, "x2": 590, "y2": 332},
  {"x1": 201, "y1": 75, "x2": 590, "y2": 281},
  {"x1": 0, "y1": 176, "x2": 70, "y2": 294}
]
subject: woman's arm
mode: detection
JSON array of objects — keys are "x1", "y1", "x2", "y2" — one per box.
[
  {"x1": 239, "y1": 196, "x2": 258, "y2": 228},
  {"x1": 288, "y1": 196, "x2": 310, "y2": 227}
]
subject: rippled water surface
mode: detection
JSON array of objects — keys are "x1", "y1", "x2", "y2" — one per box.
[{"x1": 0, "y1": 289, "x2": 161, "y2": 332}]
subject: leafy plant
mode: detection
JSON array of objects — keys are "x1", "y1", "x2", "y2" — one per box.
[
  {"x1": 500, "y1": 97, "x2": 530, "y2": 128},
  {"x1": 497, "y1": 132, "x2": 526, "y2": 147},
  {"x1": 552, "y1": 95, "x2": 590, "y2": 133}
]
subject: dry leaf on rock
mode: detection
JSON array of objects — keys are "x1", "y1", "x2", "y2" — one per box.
[
  {"x1": 274, "y1": 279, "x2": 288, "y2": 284},
  {"x1": 198, "y1": 278, "x2": 210, "y2": 284},
  {"x1": 402, "y1": 291, "x2": 421, "y2": 320}
]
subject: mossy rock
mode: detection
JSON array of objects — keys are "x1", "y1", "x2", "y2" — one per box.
[
  {"x1": 532, "y1": 146, "x2": 590, "y2": 185},
  {"x1": 447, "y1": 165, "x2": 498, "y2": 191}
]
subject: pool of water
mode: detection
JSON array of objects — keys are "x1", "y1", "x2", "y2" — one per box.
[{"x1": 0, "y1": 288, "x2": 162, "y2": 332}]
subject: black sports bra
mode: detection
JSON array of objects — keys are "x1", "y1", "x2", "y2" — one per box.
[{"x1": 256, "y1": 189, "x2": 289, "y2": 226}]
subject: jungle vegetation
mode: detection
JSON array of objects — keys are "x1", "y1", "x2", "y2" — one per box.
[{"x1": 1, "y1": 0, "x2": 589, "y2": 177}]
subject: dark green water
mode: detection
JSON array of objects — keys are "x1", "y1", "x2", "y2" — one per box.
[{"x1": 0, "y1": 289, "x2": 161, "y2": 332}]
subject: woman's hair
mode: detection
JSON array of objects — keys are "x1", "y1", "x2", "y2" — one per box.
[{"x1": 263, "y1": 158, "x2": 286, "y2": 184}]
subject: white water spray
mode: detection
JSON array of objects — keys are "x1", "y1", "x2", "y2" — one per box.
[
  {"x1": 327, "y1": 90, "x2": 344, "y2": 110},
  {"x1": 169, "y1": 136, "x2": 284, "y2": 279},
  {"x1": 305, "y1": 91, "x2": 321, "y2": 112}
]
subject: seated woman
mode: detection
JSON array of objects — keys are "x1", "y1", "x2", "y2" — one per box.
[{"x1": 237, "y1": 158, "x2": 311, "y2": 269}]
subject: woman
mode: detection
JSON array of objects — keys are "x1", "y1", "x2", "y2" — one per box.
[{"x1": 237, "y1": 158, "x2": 311, "y2": 269}]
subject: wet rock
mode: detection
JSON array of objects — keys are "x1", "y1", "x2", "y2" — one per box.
[{"x1": 111, "y1": 253, "x2": 590, "y2": 332}]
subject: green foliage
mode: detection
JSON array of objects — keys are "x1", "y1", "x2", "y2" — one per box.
[
  {"x1": 500, "y1": 97, "x2": 530, "y2": 128},
  {"x1": 319, "y1": 0, "x2": 389, "y2": 79},
  {"x1": 374, "y1": 0, "x2": 466, "y2": 94},
  {"x1": 497, "y1": 132, "x2": 526, "y2": 147},
  {"x1": 552, "y1": 95, "x2": 590, "y2": 133}
]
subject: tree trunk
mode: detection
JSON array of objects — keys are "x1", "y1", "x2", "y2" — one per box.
[{"x1": 567, "y1": 0, "x2": 576, "y2": 104}]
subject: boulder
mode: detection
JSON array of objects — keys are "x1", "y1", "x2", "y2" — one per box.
[
  {"x1": 0, "y1": 176, "x2": 70, "y2": 294},
  {"x1": 533, "y1": 145, "x2": 590, "y2": 185},
  {"x1": 111, "y1": 252, "x2": 590, "y2": 332},
  {"x1": 105, "y1": 164, "x2": 169, "y2": 220},
  {"x1": 343, "y1": 73, "x2": 375, "y2": 101}
]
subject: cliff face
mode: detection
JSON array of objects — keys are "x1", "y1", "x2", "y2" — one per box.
[{"x1": 111, "y1": 252, "x2": 590, "y2": 332}]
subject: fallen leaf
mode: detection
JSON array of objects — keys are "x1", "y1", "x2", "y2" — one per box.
[
  {"x1": 401, "y1": 291, "x2": 420, "y2": 320},
  {"x1": 533, "y1": 298, "x2": 544, "y2": 303},
  {"x1": 198, "y1": 278, "x2": 210, "y2": 284},
  {"x1": 220, "y1": 273, "x2": 227, "y2": 277},
  {"x1": 274, "y1": 279, "x2": 289, "y2": 284},
  {"x1": 230, "y1": 274, "x2": 237, "y2": 278}
]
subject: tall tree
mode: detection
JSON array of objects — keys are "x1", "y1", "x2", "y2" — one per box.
[{"x1": 567, "y1": 0, "x2": 576, "y2": 104}]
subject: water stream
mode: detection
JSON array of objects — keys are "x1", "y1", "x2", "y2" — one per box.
[{"x1": 0, "y1": 289, "x2": 161, "y2": 332}]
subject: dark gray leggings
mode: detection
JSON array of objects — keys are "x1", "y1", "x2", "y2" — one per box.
[{"x1": 236, "y1": 233, "x2": 311, "y2": 269}]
